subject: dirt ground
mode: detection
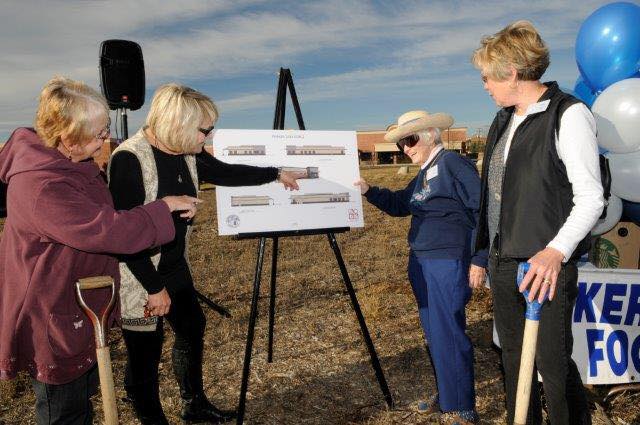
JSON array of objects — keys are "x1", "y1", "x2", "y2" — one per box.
[{"x1": 1, "y1": 166, "x2": 639, "y2": 424}]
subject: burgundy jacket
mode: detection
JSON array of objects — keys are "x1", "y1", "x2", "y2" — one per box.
[{"x1": 0, "y1": 128, "x2": 175, "y2": 384}]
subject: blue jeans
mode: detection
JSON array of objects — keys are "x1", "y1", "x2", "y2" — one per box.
[
  {"x1": 408, "y1": 253, "x2": 475, "y2": 412},
  {"x1": 31, "y1": 365, "x2": 98, "y2": 425}
]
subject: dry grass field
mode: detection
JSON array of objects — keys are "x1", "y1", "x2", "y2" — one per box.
[{"x1": 1, "y1": 166, "x2": 638, "y2": 424}]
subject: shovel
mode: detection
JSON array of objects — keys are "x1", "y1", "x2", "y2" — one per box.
[
  {"x1": 75, "y1": 276, "x2": 118, "y2": 425},
  {"x1": 513, "y1": 262, "x2": 548, "y2": 425}
]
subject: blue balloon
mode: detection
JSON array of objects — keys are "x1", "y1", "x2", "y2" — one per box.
[
  {"x1": 576, "y1": 2, "x2": 640, "y2": 92},
  {"x1": 573, "y1": 76, "x2": 598, "y2": 107},
  {"x1": 622, "y1": 199, "x2": 640, "y2": 225}
]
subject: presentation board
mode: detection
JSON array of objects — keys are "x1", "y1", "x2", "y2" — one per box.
[{"x1": 212, "y1": 129, "x2": 364, "y2": 235}]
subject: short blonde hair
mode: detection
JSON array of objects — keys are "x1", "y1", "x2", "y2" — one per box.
[
  {"x1": 471, "y1": 20, "x2": 549, "y2": 82},
  {"x1": 35, "y1": 77, "x2": 109, "y2": 148},
  {"x1": 146, "y1": 84, "x2": 218, "y2": 153}
]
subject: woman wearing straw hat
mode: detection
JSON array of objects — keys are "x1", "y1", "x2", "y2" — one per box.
[
  {"x1": 471, "y1": 21, "x2": 603, "y2": 424},
  {"x1": 356, "y1": 110, "x2": 487, "y2": 425}
]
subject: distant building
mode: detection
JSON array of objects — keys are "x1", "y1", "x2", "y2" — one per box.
[
  {"x1": 466, "y1": 134, "x2": 487, "y2": 152},
  {"x1": 356, "y1": 127, "x2": 471, "y2": 164},
  {"x1": 95, "y1": 139, "x2": 118, "y2": 172}
]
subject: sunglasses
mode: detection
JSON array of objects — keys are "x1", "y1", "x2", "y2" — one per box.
[
  {"x1": 396, "y1": 134, "x2": 420, "y2": 152},
  {"x1": 198, "y1": 125, "x2": 215, "y2": 137}
]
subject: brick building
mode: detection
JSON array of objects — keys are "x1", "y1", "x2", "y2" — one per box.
[{"x1": 356, "y1": 127, "x2": 470, "y2": 164}]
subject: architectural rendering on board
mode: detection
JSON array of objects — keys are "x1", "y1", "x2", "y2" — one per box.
[
  {"x1": 231, "y1": 195, "x2": 274, "y2": 207},
  {"x1": 286, "y1": 145, "x2": 345, "y2": 155},
  {"x1": 223, "y1": 145, "x2": 267, "y2": 155},
  {"x1": 290, "y1": 192, "x2": 350, "y2": 204}
]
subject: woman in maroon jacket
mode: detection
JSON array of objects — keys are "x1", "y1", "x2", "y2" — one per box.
[{"x1": 0, "y1": 77, "x2": 200, "y2": 425}]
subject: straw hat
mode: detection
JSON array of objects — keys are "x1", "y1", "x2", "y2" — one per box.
[{"x1": 384, "y1": 110, "x2": 454, "y2": 143}]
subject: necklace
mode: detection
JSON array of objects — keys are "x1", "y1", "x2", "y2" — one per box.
[
  {"x1": 145, "y1": 128, "x2": 184, "y2": 183},
  {"x1": 170, "y1": 151, "x2": 185, "y2": 184}
]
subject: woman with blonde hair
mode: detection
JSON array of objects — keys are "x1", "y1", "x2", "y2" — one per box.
[
  {"x1": 108, "y1": 83, "x2": 299, "y2": 424},
  {"x1": 0, "y1": 77, "x2": 198, "y2": 424},
  {"x1": 471, "y1": 21, "x2": 603, "y2": 424}
]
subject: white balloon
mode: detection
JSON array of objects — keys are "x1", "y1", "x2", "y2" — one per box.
[
  {"x1": 607, "y1": 150, "x2": 640, "y2": 202},
  {"x1": 592, "y1": 78, "x2": 640, "y2": 154},
  {"x1": 591, "y1": 194, "x2": 622, "y2": 236}
]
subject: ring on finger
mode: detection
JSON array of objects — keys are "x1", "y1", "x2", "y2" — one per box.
[{"x1": 542, "y1": 278, "x2": 551, "y2": 285}]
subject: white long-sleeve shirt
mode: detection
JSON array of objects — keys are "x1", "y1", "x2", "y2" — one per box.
[{"x1": 503, "y1": 101, "x2": 604, "y2": 261}]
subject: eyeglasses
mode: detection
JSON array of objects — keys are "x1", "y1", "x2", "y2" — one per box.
[
  {"x1": 396, "y1": 134, "x2": 420, "y2": 152},
  {"x1": 95, "y1": 118, "x2": 111, "y2": 141},
  {"x1": 198, "y1": 125, "x2": 215, "y2": 137}
]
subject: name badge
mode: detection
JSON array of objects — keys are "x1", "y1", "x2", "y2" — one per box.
[{"x1": 426, "y1": 165, "x2": 438, "y2": 181}]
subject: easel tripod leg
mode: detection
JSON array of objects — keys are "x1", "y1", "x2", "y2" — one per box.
[
  {"x1": 237, "y1": 237, "x2": 267, "y2": 425},
  {"x1": 195, "y1": 289, "x2": 232, "y2": 318},
  {"x1": 267, "y1": 237, "x2": 279, "y2": 363},
  {"x1": 326, "y1": 233, "x2": 394, "y2": 408}
]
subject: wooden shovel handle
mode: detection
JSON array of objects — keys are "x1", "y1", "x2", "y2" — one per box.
[
  {"x1": 77, "y1": 276, "x2": 114, "y2": 290},
  {"x1": 514, "y1": 318, "x2": 539, "y2": 425},
  {"x1": 96, "y1": 346, "x2": 118, "y2": 425}
]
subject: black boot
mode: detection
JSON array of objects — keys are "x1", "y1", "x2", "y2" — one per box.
[
  {"x1": 181, "y1": 393, "x2": 238, "y2": 424},
  {"x1": 125, "y1": 383, "x2": 169, "y2": 425},
  {"x1": 172, "y1": 347, "x2": 237, "y2": 424}
]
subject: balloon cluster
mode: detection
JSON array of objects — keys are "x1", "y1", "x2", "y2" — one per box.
[{"x1": 573, "y1": 2, "x2": 640, "y2": 235}]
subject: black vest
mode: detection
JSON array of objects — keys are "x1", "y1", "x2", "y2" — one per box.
[{"x1": 475, "y1": 82, "x2": 590, "y2": 260}]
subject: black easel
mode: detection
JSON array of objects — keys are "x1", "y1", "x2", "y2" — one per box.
[{"x1": 235, "y1": 68, "x2": 393, "y2": 424}]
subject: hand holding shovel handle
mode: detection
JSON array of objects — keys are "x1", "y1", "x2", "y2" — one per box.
[
  {"x1": 514, "y1": 263, "x2": 548, "y2": 425},
  {"x1": 76, "y1": 276, "x2": 118, "y2": 425}
]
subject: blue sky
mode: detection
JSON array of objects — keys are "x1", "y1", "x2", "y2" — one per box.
[{"x1": 0, "y1": 0, "x2": 622, "y2": 142}]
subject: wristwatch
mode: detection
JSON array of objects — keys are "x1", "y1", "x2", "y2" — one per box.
[{"x1": 277, "y1": 167, "x2": 283, "y2": 180}]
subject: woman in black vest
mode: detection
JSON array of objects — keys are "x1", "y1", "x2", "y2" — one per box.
[{"x1": 471, "y1": 21, "x2": 604, "y2": 424}]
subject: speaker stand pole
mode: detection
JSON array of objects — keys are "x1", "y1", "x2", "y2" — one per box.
[{"x1": 121, "y1": 108, "x2": 129, "y2": 140}]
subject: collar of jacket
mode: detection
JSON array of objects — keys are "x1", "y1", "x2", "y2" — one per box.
[{"x1": 496, "y1": 81, "x2": 560, "y2": 122}]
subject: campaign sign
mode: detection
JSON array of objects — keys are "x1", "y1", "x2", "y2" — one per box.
[
  {"x1": 573, "y1": 265, "x2": 640, "y2": 384},
  {"x1": 491, "y1": 264, "x2": 640, "y2": 385}
]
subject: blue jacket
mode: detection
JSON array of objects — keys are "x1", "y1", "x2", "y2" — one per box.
[{"x1": 365, "y1": 150, "x2": 488, "y2": 267}]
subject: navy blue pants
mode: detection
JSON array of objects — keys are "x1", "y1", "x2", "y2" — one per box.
[{"x1": 408, "y1": 253, "x2": 475, "y2": 412}]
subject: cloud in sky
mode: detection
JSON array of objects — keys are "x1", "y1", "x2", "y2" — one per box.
[{"x1": 0, "y1": 0, "x2": 613, "y2": 139}]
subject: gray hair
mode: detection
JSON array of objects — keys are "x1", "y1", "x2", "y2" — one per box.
[{"x1": 417, "y1": 127, "x2": 442, "y2": 146}]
